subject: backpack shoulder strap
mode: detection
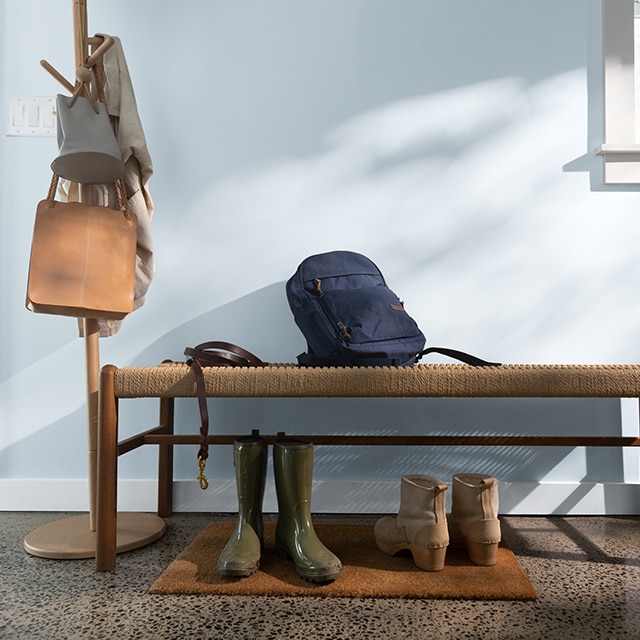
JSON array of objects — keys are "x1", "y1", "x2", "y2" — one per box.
[{"x1": 417, "y1": 347, "x2": 501, "y2": 367}]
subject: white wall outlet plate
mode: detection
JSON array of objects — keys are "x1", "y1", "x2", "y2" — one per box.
[{"x1": 6, "y1": 96, "x2": 56, "y2": 137}]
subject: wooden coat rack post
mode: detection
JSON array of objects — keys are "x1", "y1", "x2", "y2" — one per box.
[{"x1": 23, "y1": 0, "x2": 165, "y2": 561}]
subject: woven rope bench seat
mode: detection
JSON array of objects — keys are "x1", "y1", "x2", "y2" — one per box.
[
  {"x1": 95, "y1": 362, "x2": 640, "y2": 571},
  {"x1": 112, "y1": 362, "x2": 640, "y2": 399}
]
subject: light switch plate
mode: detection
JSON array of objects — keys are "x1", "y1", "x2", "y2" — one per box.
[{"x1": 6, "y1": 96, "x2": 56, "y2": 137}]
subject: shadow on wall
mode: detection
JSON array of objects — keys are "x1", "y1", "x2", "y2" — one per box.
[
  {"x1": 6, "y1": 71, "x2": 638, "y2": 496},
  {"x1": 112, "y1": 71, "x2": 640, "y2": 495},
  {"x1": 1, "y1": 278, "x2": 625, "y2": 489},
  {"x1": 129, "y1": 282, "x2": 305, "y2": 366},
  {"x1": 150, "y1": 70, "x2": 640, "y2": 366},
  {"x1": 107, "y1": 282, "x2": 626, "y2": 491}
]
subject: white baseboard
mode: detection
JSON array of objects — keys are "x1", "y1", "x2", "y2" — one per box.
[{"x1": 2, "y1": 479, "x2": 640, "y2": 515}]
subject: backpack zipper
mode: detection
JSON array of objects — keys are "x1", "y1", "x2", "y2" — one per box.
[
  {"x1": 337, "y1": 322, "x2": 352, "y2": 340},
  {"x1": 312, "y1": 278, "x2": 352, "y2": 341}
]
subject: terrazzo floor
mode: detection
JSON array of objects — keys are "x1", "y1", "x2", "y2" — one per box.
[{"x1": 1, "y1": 512, "x2": 640, "y2": 640}]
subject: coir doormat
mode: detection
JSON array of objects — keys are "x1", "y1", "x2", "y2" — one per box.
[{"x1": 149, "y1": 522, "x2": 537, "y2": 600}]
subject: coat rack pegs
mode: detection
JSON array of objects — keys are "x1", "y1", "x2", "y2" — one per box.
[
  {"x1": 39, "y1": 59, "x2": 75, "y2": 93},
  {"x1": 85, "y1": 36, "x2": 115, "y2": 68},
  {"x1": 40, "y1": 36, "x2": 115, "y2": 113}
]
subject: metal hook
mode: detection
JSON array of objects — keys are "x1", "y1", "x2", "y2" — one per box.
[{"x1": 197, "y1": 457, "x2": 209, "y2": 490}]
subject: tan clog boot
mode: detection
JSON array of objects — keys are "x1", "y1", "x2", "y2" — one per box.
[
  {"x1": 448, "y1": 473, "x2": 501, "y2": 566},
  {"x1": 374, "y1": 475, "x2": 449, "y2": 571}
]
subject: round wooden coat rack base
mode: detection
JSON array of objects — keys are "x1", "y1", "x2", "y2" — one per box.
[{"x1": 23, "y1": 513, "x2": 166, "y2": 560}]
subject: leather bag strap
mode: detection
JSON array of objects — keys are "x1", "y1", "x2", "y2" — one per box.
[
  {"x1": 45, "y1": 171, "x2": 130, "y2": 223},
  {"x1": 184, "y1": 342, "x2": 266, "y2": 489},
  {"x1": 185, "y1": 341, "x2": 265, "y2": 369}
]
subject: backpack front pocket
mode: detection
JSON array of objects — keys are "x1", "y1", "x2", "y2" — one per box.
[{"x1": 318, "y1": 286, "x2": 423, "y2": 346}]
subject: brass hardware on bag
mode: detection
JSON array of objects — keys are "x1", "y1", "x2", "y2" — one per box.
[
  {"x1": 197, "y1": 456, "x2": 209, "y2": 490},
  {"x1": 313, "y1": 278, "x2": 323, "y2": 294}
]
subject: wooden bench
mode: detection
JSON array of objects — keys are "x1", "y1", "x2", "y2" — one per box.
[{"x1": 95, "y1": 362, "x2": 640, "y2": 571}]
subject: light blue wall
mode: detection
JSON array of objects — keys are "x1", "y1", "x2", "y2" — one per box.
[{"x1": 2, "y1": 0, "x2": 639, "y2": 513}]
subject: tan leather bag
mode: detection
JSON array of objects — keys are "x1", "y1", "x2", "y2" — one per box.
[{"x1": 26, "y1": 174, "x2": 137, "y2": 319}]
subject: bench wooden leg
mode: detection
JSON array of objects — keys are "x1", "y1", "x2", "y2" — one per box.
[
  {"x1": 157, "y1": 397, "x2": 175, "y2": 518},
  {"x1": 96, "y1": 364, "x2": 118, "y2": 571}
]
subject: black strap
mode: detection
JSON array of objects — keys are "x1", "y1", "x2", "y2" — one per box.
[
  {"x1": 417, "y1": 347, "x2": 501, "y2": 367},
  {"x1": 299, "y1": 346, "x2": 501, "y2": 367}
]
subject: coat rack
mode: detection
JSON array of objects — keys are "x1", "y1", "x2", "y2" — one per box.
[{"x1": 23, "y1": 0, "x2": 165, "y2": 560}]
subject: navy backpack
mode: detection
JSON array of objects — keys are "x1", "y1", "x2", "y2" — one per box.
[{"x1": 286, "y1": 251, "x2": 499, "y2": 367}]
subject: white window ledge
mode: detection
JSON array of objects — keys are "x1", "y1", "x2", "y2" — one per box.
[
  {"x1": 597, "y1": 143, "x2": 640, "y2": 155},
  {"x1": 595, "y1": 144, "x2": 640, "y2": 183}
]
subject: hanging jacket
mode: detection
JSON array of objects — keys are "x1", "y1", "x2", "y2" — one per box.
[{"x1": 71, "y1": 33, "x2": 155, "y2": 337}]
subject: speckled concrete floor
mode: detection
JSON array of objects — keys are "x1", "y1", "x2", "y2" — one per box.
[{"x1": 1, "y1": 512, "x2": 640, "y2": 640}]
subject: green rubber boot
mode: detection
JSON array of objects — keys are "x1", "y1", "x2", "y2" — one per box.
[
  {"x1": 217, "y1": 430, "x2": 268, "y2": 577},
  {"x1": 273, "y1": 436, "x2": 342, "y2": 582}
]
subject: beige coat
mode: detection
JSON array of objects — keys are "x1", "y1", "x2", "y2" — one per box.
[{"x1": 69, "y1": 34, "x2": 155, "y2": 337}]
